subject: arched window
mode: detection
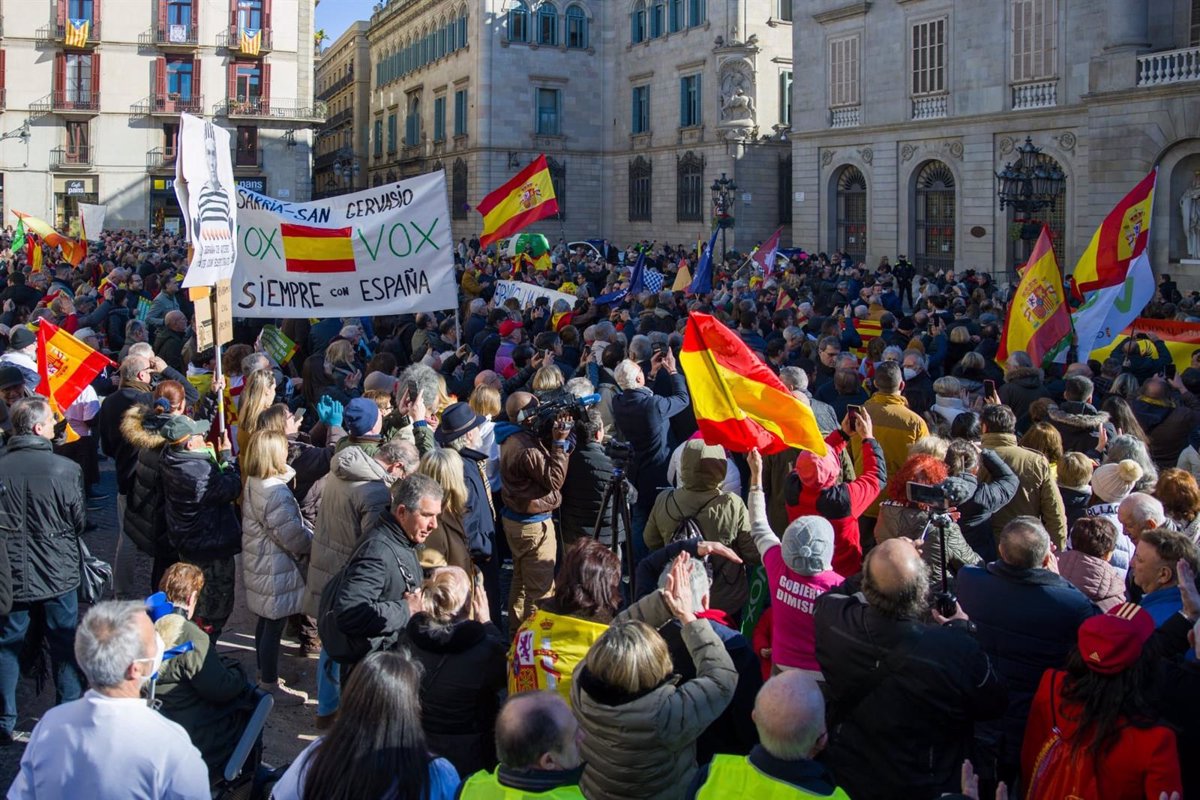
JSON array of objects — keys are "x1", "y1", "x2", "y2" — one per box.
[
  {"x1": 631, "y1": 0, "x2": 646, "y2": 44},
  {"x1": 566, "y1": 5, "x2": 587, "y2": 48},
  {"x1": 437, "y1": 20, "x2": 446, "y2": 58},
  {"x1": 914, "y1": 160, "x2": 955, "y2": 274},
  {"x1": 650, "y1": 0, "x2": 665, "y2": 37},
  {"x1": 835, "y1": 165, "x2": 867, "y2": 264},
  {"x1": 452, "y1": 158, "x2": 469, "y2": 220},
  {"x1": 629, "y1": 156, "x2": 652, "y2": 221},
  {"x1": 509, "y1": 1, "x2": 530, "y2": 42},
  {"x1": 458, "y1": 12, "x2": 468, "y2": 48},
  {"x1": 669, "y1": 0, "x2": 683, "y2": 31},
  {"x1": 538, "y1": 3, "x2": 558, "y2": 45},
  {"x1": 677, "y1": 151, "x2": 704, "y2": 222}
]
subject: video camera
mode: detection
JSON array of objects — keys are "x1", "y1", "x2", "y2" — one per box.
[
  {"x1": 522, "y1": 392, "x2": 600, "y2": 441},
  {"x1": 906, "y1": 481, "x2": 959, "y2": 617},
  {"x1": 604, "y1": 439, "x2": 634, "y2": 469}
]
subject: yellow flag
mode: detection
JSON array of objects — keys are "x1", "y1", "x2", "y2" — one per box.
[
  {"x1": 998, "y1": 227, "x2": 1072, "y2": 367},
  {"x1": 672, "y1": 263, "x2": 692, "y2": 292}
]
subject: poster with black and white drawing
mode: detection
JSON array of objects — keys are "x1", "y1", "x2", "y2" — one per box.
[{"x1": 175, "y1": 113, "x2": 238, "y2": 288}]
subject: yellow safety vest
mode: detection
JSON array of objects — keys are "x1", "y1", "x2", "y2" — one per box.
[
  {"x1": 507, "y1": 609, "x2": 608, "y2": 704},
  {"x1": 695, "y1": 754, "x2": 852, "y2": 799},
  {"x1": 459, "y1": 769, "x2": 585, "y2": 799}
]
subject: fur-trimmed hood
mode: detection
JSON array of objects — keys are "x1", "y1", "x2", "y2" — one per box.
[
  {"x1": 1003, "y1": 366, "x2": 1043, "y2": 387},
  {"x1": 119, "y1": 404, "x2": 171, "y2": 450},
  {"x1": 1048, "y1": 401, "x2": 1108, "y2": 431}
]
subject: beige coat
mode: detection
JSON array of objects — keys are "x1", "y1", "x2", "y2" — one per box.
[{"x1": 980, "y1": 432, "x2": 1068, "y2": 550}]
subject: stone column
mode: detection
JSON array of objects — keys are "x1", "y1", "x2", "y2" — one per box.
[{"x1": 1104, "y1": 0, "x2": 1148, "y2": 51}]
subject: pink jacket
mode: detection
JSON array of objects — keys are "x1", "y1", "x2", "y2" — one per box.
[{"x1": 1058, "y1": 549, "x2": 1125, "y2": 611}]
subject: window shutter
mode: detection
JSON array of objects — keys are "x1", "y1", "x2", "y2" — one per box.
[
  {"x1": 228, "y1": 61, "x2": 237, "y2": 102},
  {"x1": 229, "y1": 0, "x2": 237, "y2": 32},
  {"x1": 56, "y1": 0, "x2": 67, "y2": 27},
  {"x1": 157, "y1": 0, "x2": 167, "y2": 32},
  {"x1": 192, "y1": 0, "x2": 199, "y2": 32},
  {"x1": 91, "y1": 52, "x2": 101, "y2": 97},
  {"x1": 262, "y1": 62, "x2": 271, "y2": 109},
  {"x1": 93, "y1": 0, "x2": 102, "y2": 28},
  {"x1": 54, "y1": 52, "x2": 66, "y2": 98},
  {"x1": 155, "y1": 57, "x2": 166, "y2": 96},
  {"x1": 0, "y1": 52, "x2": 6, "y2": 98},
  {"x1": 264, "y1": 0, "x2": 272, "y2": 29},
  {"x1": 192, "y1": 58, "x2": 201, "y2": 101}
]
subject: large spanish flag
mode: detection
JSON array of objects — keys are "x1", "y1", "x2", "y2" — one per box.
[
  {"x1": 12, "y1": 211, "x2": 86, "y2": 266},
  {"x1": 997, "y1": 226, "x2": 1072, "y2": 367},
  {"x1": 281, "y1": 223, "x2": 356, "y2": 273},
  {"x1": 680, "y1": 313, "x2": 826, "y2": 456},
  {"x1": 477, "y1": 154, "x2": 559, "y2": 248},
  {"x1": 1070, "y1": 168, "x2": 1156, "y2": 296},
  {"x1": 36, "y1": 320, "x2": 115, "y2": 413}
]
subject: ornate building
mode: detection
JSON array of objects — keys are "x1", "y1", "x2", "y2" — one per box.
[
  {"x1": 314, "y1": 20, "x2": 370, "y2": 199},
  {"x1": 790, "y1": 0, "x2": 1200, "y2": 284}
]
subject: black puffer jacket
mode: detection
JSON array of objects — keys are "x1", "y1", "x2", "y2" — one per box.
[
  {"x1": 560, "y1": 440, "x2": 614, "y2": 544},
  {"x1": 333, "y1": 512, "x2": 423, "y2": 656},
  {"x1": 1048, "y1": 401, "x2": 1109, "y2": 457},
  {"x1": 404, "y1": 613, "x2": 507, "y2": 778},
  {"x1": 160, "y1": 446, "x2": 242, "y2": 559},
  {"x1": 97, "y1": 385, "x2": 151, "y2": 494},
  {"x1": 997, "y1": 367, "x2": 1049, "y2": 422},
  {"x1": 0, "y1": 435, "x2": 87, "y2": 603},
  {"x1": 121, "y1": 405, "x2": 172, "y2": 557}
]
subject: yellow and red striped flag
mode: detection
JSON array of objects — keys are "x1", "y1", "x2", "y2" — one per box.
[
  {"x1": 679, "y1": 313, "x2": 826, "y2": 456},
  {"x1": 281, "y1": 223, "x2": 356, "y2": 273},
  {"x1": 477, "y1": 154, "x2": 559, "y2": 248},
  {"x1": 64, "y1": 19, "x2": 90, "y2": 48},
  {"x1": 13, "y1": 211, "x2": 86, "y2": 266},
  {"x1": 36, "y1": 321, "x2": 115, "y2": 443},
  {"x1": 998, "y1": 226, "x2": 1072, "y2": 367},
  {"x1": 848, "y1": 318, "x2": 882, "y2": 360},
  {"x1": 1069, "y1": 168, "x2": 1155, "y2": 297}
]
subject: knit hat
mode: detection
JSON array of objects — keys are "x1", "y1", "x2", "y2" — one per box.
[
  {"x1": 795, "y1": 448, "x2": 839, "y2": 491},
  {"x1": 343, "y1": 397, "x2": 381, "y2": 437},
  {"x1": 781, "y1": 516, "x2": 836, "y2": 576},
  {"x1": 1077, "y1": 602, "x2": 1154, "y2": 675},
  {"x1": 8, "y1": 326, "x2": 34, "y2": 351},
  {"x1": 0, "y1": 366, "x2": 23, "y2": 389},
  {"x1": 1090, "y1": 459, "x2": 1143, "y2": 503}
]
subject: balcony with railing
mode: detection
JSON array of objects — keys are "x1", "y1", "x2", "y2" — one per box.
[
  {"x1": 131, "y1": 93, "x2": 204, "y2": 117},
  {"x1": 50, "y1": 146, "x2": 92, "y2": 169},
  {"x1": 911, "y1": 93, "x2": 948, "y2": 121},
  {"x1": 317, "y1": 71, "x2": 354, "y2": 101},
  {"x1": 1011, "y1": 80, "x2": 1057, "y2": 110},
  {"x1": 324, "y1": 108, "x2": 353, "y2": 129},
  {"x1": 38, "y1": 20, "x2": 101, "y2": 48},
  {"x1": 32, "y1": 91, "x2": 101, "y2": 115},
  {"x1": 830, "y1": 105, "x2": 861, "y2": 128},
  {"x1": 218, "y1": 27, "x2": 273, "y2": 54},
  {"x1": 140, "y1": 22, "x2": 200, "y2": 49},
  {"x1": 215, "y1": 97, "x2": 326, "y2": 123},
  {"x1": 146, "y1": 147, "x2": 177, "y2": 170},
  {"x1": 1137, "y1": 46, "x2": 1200, "y2": 86}
]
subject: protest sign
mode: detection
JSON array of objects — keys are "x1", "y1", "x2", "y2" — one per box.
[
  {"x1": 494, "y1": 280, "x2": 576, "y2": 310},
  {"x1": 258, "y1": 325, "x2": 298, "y2": 366},
  {"x1": 214, "y1": 278, "x2": 233, "y2": 345},
  {"x1": 78, "y1": 203, "x2": 107, "y2": 241},
  {"x1": 176, "y1": 114, "x2": 238, "y2": 288},
  {"x1": 231, "y1": 172, "x2": 457, "y2": 319}
]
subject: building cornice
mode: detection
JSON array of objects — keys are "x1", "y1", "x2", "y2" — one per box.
[{"x1": 812, "y1": 2, "x2": 872, "y2": 24}]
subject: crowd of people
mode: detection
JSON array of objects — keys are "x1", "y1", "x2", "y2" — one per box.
[{"x1": 0, "y1": 228, "x2": 1197, "y2": 799}]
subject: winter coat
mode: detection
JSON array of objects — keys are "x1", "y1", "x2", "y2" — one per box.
[
  {"x1": 875, "y1": 501, "x2": 982, "y2": 588},
  {"x1": 1057, "y1": 549, "x2": 1126, "y2": 611},
  {"x1": 494, "y1": 422, "x2": 569, "y2": 520},
  {"x1": 559, "y1": 440, "x2": 613, "y2": 544},
  {"x1": 611, "y1": 372, "x2": 691, "y2": 514},
  {"x1": 404, "y1": 614, "x2": 507, "y2": 779},
  {"x1": 1048, "y1": 401, "x2": 1109, "y2": 457},
  {"x1": 419, "y1": 508, "x2": 473, "y2": 576},
  {"x1": 1059, "y1": 485, "x2": 1093, "y2": 533},
  {"x1": 571, "y1": 619, "x2": 737, "y2": 800},
  {"x1": 643, "y1": 440, "x2": 759, "y2": 616},
  {"x1": 947, "y1": 449, "x2": 1020, "y2": 560},
  {"x1": 120, "y1": 406, "x2": 171, "y2": 557},
  {"x1": 852, "y1": 393, "x2": 928, "y2": 518},
  {"x1": 0, "y1": 435, "x2": 86, "y2": 604},
  {"x1": 814, "y1": 589, "x2": 1008, "y2": 800},
  {"x1": 956, "y1": 562, "x2": 1097, "y2": 772},
  {"x1": 286, "y1": 435, "x2": 336, "y2": 526},
  {"x1": 902, "y1": 371, "x2": 936, "y2": 416},
  {"x1": 302, "y1": 444, "x2": 394, "y2": 619},
  {"x1": 458, "y1": 446, "x2": 496, "y2": 560},
  {"x1": 927, "y1": 396, "x2": 969, "y2": 431},
  {"x1": 980, "y1": 432, "x2": 1067, "y2": 550},
  {"x1": 332, "y1": 511, "x2": 423, "y2": 658},
  {"x1": 153, "y1": 327, "x2": 188, "y2": 373},
  {"x1": 785, "y1": 431, "x2": 885, "y2": 577},
  {"x1": 998, "y1": 366, "x2": 1049, "y2": 422},
  {"x1": 241, "y1": 469, "x2": 314, "y2": 620},
  {"x1": 153, "y1": 612, "x2": 252, "y2": 774},
  {"x1": 160, "y1": 446, "x2": 242, "y2": 560},
  {"x1": 97, "y1": 385, "x2": 153, "y2": 494},
  {"x1": 1137, "y1": 394, "x2": 1200, "y2": 469},
  {"x1": 1082, "y1": 501, "x2": 1136, "y2": 576}
]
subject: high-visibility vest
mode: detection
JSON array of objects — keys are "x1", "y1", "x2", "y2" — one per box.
[
  {"x1": 459, "y1": 769, "x2": 585, "y2": 799},
  {"x1": 694, "y1": 754, "x2": 852, "y2": 799},
  {"x1": 507, "y1": 609, "x2": 608, "y2": 703}
]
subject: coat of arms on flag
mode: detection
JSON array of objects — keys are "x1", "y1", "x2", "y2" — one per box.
[{"x1": 1022, "y1": 278, "x2": 1061, "y2": 325}]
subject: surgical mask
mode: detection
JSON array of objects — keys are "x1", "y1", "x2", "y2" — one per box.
[
  {"x1": 903, "y1": 367, "x2": 919, "y2": 381},
  {"x1": 137, "y1": 633, "x2": 166, "y2": 687}
]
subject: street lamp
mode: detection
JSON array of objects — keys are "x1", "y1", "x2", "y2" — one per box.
[
  {"x1": 995, "y1": 136, "x2": 1066, "y2": 266},
  {"x1": 710, "y1": 172, "x2": 737, "y2": 261}
]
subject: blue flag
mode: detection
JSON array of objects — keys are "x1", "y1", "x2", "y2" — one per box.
[
  {"x1": 597, "y1": 250, "x2": 646, "y2": 305},
  {"x1": 688, "y1": 227, "x2": 721, "y2": 295}
]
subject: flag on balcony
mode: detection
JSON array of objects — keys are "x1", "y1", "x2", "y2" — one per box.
[
  {"x1": 1068, "y1": 168, "x2": 1156, "y2": 297},
  {"x1": 240, "y1": 28, "x2": 262, "y2": 56},
  {"x1": 477, "y1": 154, "x2": 559, "y2": 248},
  {"x1": 65, "y1": 19, "x2": 90, "y2": 48},
  {"x1": 281, "y1": 223, "x2": 356, "y2": 273},
  {"x1": 11, "y1": 211, "x2": 86, "y2": 266}
]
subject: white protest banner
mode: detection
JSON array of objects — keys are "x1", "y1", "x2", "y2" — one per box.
[
  {"x1": 78, "y1": 203, "x2": 107, "y2": 241},
  {"x1": 175, "y1": 113, "x2": 238, "y2": 288},
  {"x1": 231, "y1": 171, "x2": 456, "y2": 319},
  {"x1": 494, "y1": 280, "x2": 576, "y2": 310}
]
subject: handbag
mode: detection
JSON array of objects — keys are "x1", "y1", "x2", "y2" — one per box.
[{"x1": 78, "y1": 538, "x2": 113, "y2": 604}]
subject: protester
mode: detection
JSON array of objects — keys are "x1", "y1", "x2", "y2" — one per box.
[
  {"x1": 980, "y1": 403, "x2": 1068, "y2": 549},
  {"x1": 1058, "y1": 517, "x2": 1127, "y2": 611},
  {"x1": 1156, "y1": 467, "x2": 1200, "y2": 542},
  {"x1": 1131, "y1": 528, "x2": 1200, "y2": 625}
]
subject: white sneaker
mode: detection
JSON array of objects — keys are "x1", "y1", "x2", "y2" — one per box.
[{"x1": 262, "y1": 680, "x2": 308, "y2": 707}]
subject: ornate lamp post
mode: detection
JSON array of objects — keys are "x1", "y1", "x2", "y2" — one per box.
[
  {"x1": 711, "y1": 172, "x2": 737, "y2": 261},
  {"x1": 995, "y1": 136, "x2": 1066, "y2": 268}
]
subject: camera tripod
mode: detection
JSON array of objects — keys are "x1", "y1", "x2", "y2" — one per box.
[
  {"x1": 592, "y1": 465, "x2": 636, "y2": 581},
  {"x1": 926, "y1": 511, "x2": 958, "y2": 617}
]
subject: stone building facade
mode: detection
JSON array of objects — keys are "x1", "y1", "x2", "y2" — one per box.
[
  {"x1": 0, "y1": 0, "x2": 321, "y2": 232},
  {"x1": 314, "y1": 20, "x2": 370, "y2": 199},
  {"x1": 790, "y1": 0, "x2": 1200, "y2": 286},
  {"x1": 365, "y1": 0, "x2": 796, "y2": 251}
]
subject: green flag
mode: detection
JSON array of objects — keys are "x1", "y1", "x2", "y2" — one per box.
[{"x1": 11, "y1": 219, "x2": 24, "y2": 254}]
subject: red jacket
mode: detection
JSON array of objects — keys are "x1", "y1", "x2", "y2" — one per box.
[
  {"x1": 1022, "y1": 669, "x2": 1181, "y2": 800},
  {"x1": 785, "y1": 430, "x2": 885, "y2": 577}
]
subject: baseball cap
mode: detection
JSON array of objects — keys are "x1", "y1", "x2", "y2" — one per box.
[
  {"x1": 499, "y1": 319, "x2": 523, "y2": 337},
  {"x1": 0, "y1": 366, "x2": 24, "y2": 389},
  {"x1": 161, "y1": 415, "x2": 210, "y2": 444},
  {"x1": 8, "y1": 327, "x2": 34, "y2": 351}
]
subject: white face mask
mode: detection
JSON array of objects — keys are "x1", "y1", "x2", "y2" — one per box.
[
  {"x1": 903, "y1": 367, "x2": 920, "y2": 381},
  {"x1": 137, "y1": 633, "x2": 166, "y2": 687}
]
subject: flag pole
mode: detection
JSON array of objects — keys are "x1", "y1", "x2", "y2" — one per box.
[{"x1": 213, "y1": 341, "x2": 226, "y2": 438}]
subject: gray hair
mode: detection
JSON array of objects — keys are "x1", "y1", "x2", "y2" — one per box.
[
  {"x1": 903, "y1": 350, "x2": 927, "y2": 371},
  {"x1": 119, "y1": 354, "x2": 151, "y2": 384},
  {"x1": 399, "y1": 363, "x2": 440, "y2": 407},
  {"x1": 564, "y1": 377, "x2": 594, "y2": 399},
  {"x1": 614, "y1": 360, "x2": 643, "y2": 391},
  {"x1": 468, "y1": 298, "x2": 486, "y2": 315},
  {"x1": 242, "y1": 352, "x2": 270, "y2": 375},
  {"x1": 377, "y1": 439, "x2": 420, "y2": 474},
  {"x1": 391, "y1": 471, "x2": 445, "y2": 511},
  {"x1": 74, "y1": 601, "x2": 148, "y2": 689},
  {"x1": 552, "y1": 299, "x2": 571, "y2": 314},
  {"x1": 833, "y1": 353, "x2": 858, "y2": 371},
  {"x1": 1104, "y1": 435, "x2": 1158, "y2": 492},
  {"x1": 339, "y1": 324, "x2": 363, "y2": 339},
  {"x1": 594, "y1": 321, "x2": 616, "y2": 343},
  {"x1": 999, "y1": 516, "x2": 1050, "y2": 570},
  {"x1": 1006, "y1": 351, "x2": 1034, "y2": 370},
  {"x1": 628, "y1": 335, "x2": 651, "y2": 363},
  {"x1": 124, "y1": 319, "x2": 146, "y2": 340},
  {"x1": 783, "y1": 326, "x2": 803, "y2": 343},
  {"x1": 1120, "y1": 492, "x2": 1167, "y2": 528},
  {"x1": 127, "y1": 342, "x2": 154, "y2": 359},
  {"x1": 658, "y1": 554, "x2": 710, "y2": 609},
  {"x1": 881, "y1": 345, "x2": 904, "y2": 363},
  {"x1": 932, "y1": 375, "x2": 961, "y2": 397},
  {"x1": 11, "y1": 397, "x2": 51, "y2": 436},
  {"x1": 779, "y1": 366, "x2": 809, "y2": 394}
]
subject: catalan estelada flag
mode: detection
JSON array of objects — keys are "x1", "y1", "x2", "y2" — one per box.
[
  {"x1": 281, "y1": 224, "x2": 356, "y2": 273},
  {"x1": 848, "y1": 318, "x2": 882, "y2": 360},
  {"x1": 477, "y1": 154, "x2": 559, "y2": 248},
  {"x1": 12, "y1": 211, "x2": 86, "y2": 266},
  {"x1": 1069, "y1": 168, "x2": 1156, "y2": 297},
  {"x1": 998, "y1": 226, "x2": 1072, "y2": 368},
  {"x1": 65, "y1": 19, "x2": 90, "y2": 48},
  {"x1": 36, "y1": 320, "x2": 115, "y2": 415},
  {"x1": 680, "y1": 313, "x2": 826, "y2": 457},
  {"x1": 239, "y1": 28, "x2": 262, "y2": 56}
]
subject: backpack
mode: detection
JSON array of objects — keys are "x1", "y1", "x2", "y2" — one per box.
[
  {"x1": 317, "y1": 534, "x2": 417, "y2": 664},
  {"x1": 667, "y1": 492, "x2": 719, "y2": 578},
  {"x1": 1024, "y1": 672, "x2": 1102, "y2": 800}
]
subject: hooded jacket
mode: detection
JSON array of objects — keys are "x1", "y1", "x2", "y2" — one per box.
[
  {"x1": 495, "y1": 421, "x2": 570, "y2": 520},
  {"x1": 945, "y1": 449, "x2": 1020, "y2": 560},
  {"x1": 1057, "y1": 549, "x2": 1126, "y2": 611},
  {"x1": 1134, "y1": 393, "x2": 1200, "y2": 469},
  {"x1": 302, "y1": 444, "x2": 394, "y2": 619},
  {"x1": 1048, "y1": 401, "x2": 1109, "y2": 456},
  {"x1": 241, "y1": 468, "x2": 314, "y2": 620},
  {"x1": 998, "y1": 366, "x2": 1049, "y2": 422},
  {"x1": 852, "y1": 393, "x2": 928, "y2": 519},
  {"x1": 643, "y1": 440, "x2": 759, "y2": 616},
  {"x1": 980, "y1": 432, "x2": 1067, "y2": 550},
  {"x1": 120, "y1": 405, "x2": 173, "y2": 557},
  {"x1": 160, "y1": 445, "x2": 242, "y2": 560}
]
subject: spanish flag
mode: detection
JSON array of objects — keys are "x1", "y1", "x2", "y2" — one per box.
[
  {"x1": 997, "y1": 226, "x2": 1072, "y2": 367},
  {"x1": 477, "y1": 154, "x2": 559, "y2": 248},
  {"x1": 12, "y1": 211, "x2": 86, "y2": 266},
  {"x1": 239, "y1": 28, "x2": 262, "y2": 56},
  {"x1": 36, "y1": 320, "x2": 115, "y2": 438},
  {"x1": 281, "y1": 223, "x2": 356, "y2": 273},
  {"x1": 672, "y1": 260, "x2": 692, "y2": 292},
  {"x1": 1069, "y1": 168, "x2": 1156, "y2": 297},
  {"x1": 680, "y1": 313, "x2": 826, "y2": 456},
  {"x1": 64, "y1": 19, "x2": 90, "y2": 48}
]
